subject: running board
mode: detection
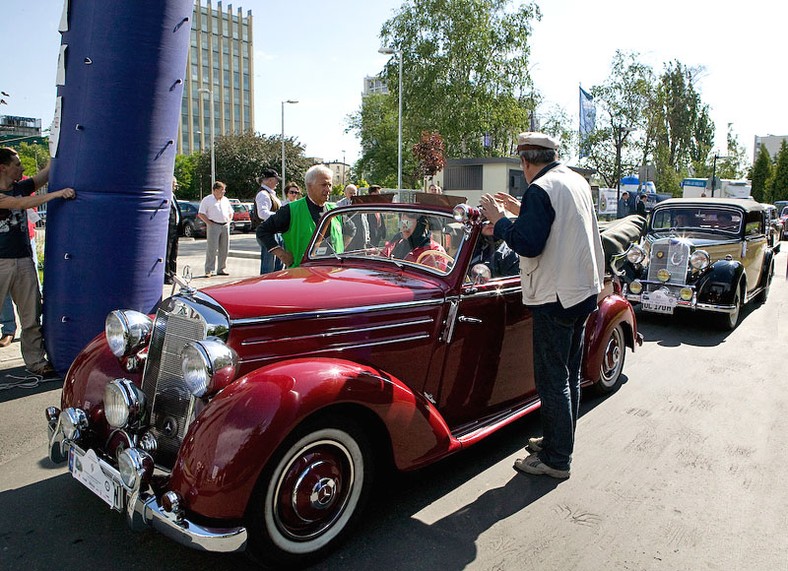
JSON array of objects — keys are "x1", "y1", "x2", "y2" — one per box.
[{"x1": 451, "y1": 399, "x2": 541, "y2": 445}]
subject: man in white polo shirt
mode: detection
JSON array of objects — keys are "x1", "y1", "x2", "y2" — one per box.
[{"x1": 197, "y1": 181, "x2": 234, "y2": 277}]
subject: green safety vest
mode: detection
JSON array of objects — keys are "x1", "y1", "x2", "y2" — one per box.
[{"x1": 282, "y1": 198, "x2": 343, "y2": 267}]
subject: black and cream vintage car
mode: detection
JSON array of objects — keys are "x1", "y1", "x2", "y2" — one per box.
[{"x1": 618, "y1": 198, "x2": 776, "y2": 330}]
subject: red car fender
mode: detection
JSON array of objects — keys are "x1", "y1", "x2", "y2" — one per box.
[
  {"x1": 169, "y1": 357, "x2": 456, "y2": 521},
  {"x1": 61, "y1": 333, "x2": 141, "y2": 430},
  {"x1": 582, "y1": 294, "x2": 639, "y2": 383}
]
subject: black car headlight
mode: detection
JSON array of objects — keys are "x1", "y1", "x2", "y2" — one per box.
[
  {"x1": 105, "y1": 310, "x2": 153, "y2": 358},
  {"x1": 626, "y1": 244, "x2": 646, "y2": 265},
  {"x1": 181, "y1": 338, "x2": 239, "y2": 397}
]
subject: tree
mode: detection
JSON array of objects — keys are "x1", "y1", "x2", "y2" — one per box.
[
  {"x1": 770, "y1": 140, "x2": 788, "y2": 203},
  {"x1": 582, "y1": 51, "x2": 656, "y2": 188},
  {"x1": 194, "y1": 132, "x2": 313, "y2": 200},
  {"x1": 174, "y1": 153, "x2": 201, "y2": 200},
  {"x1": 412, "y1": 131, "x2": 446, "y2": 186},
  {"x1": 750, "y1": 144, "x2": 773, "y2": 203},
  {"x1": 716, "y1": 124, "x2": 748, "y2": 181},
  {"x1": 351, "y1": 0, "x2": 541, "y2": 184},
  {"x1": 348, "y1": 93, "x2": 399, "y2": 188},
  {"x1": 15, "y1": 141, "x2": 49, "y2": 177}
]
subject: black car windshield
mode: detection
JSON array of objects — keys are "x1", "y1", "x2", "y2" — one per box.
[
  {"x1": 651, "y1": 207, "x2": 742, "y2": 234},
  {"x1": 307, "y1": 206, "x2": 465, "y2": 275}
]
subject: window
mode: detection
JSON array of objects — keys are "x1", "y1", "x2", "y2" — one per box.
[{"x1": 445, "y1": 165, "x2": 483, "y2": 191}]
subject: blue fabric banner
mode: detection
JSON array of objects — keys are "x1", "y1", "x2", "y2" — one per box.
[{"x1": 579, "y1": 86, "x2": 596, "y2": 158}]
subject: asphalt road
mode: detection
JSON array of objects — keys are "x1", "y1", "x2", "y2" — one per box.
[{"x1": 1, "y1": 248, "x2": 787, "y2": 571}]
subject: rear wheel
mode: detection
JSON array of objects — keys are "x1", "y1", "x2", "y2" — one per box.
[
  {"x1": 246, "y1": 416, "x2": 374, "y2": 568},
  {"x1": 183, "y1": 221, "x2": 195, "y2": 238},
  {"x1": 759, "y1": 260, "x2": 774, "y2": 303},
  {"x1": 592, "y1": 324, "x2": 626, "y2": 395}
]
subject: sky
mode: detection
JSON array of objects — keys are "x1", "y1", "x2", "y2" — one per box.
[{"x1": 3, "y1": 0, "x2": 787, "y2": 170}]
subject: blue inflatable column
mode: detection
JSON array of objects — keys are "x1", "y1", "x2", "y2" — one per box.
[{"x1": 45, "y1": 1, "x2": 193, "y2": 375}]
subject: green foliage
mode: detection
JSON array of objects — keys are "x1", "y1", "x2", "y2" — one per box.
[
  {"x1": 352, "y1": 0, "x2": 541, "y2": 186},
  {"x1": 716, "y1": 125, "x2": 748, "y2": 181},
  {"x1": 750, "y1": 145, "x2": 773, "y2": 203},
  {"x1": 770, "y1": 141, "x2": 788, "y2": 202},
  {"x1": 173, "y1": 153, "x2": 201, "y2": 200},
  {"x1": 14, "y1": 141, "x2": 49, "y2": 178},
  {"x1": 192, "y1": 132, "x2": 314, "y2": 200}
]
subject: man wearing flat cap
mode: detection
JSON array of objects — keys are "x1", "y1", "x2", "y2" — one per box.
[
  {"x1": 480, "y1": 131, "x2": 604, "y2": 480},
  {"x1": 255, "y1": 168, "x2": 283, "y2": 274}
]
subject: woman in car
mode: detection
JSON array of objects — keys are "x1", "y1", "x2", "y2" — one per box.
[{"x1": 382, "y1": 212, "x2": 448, "y2": 270}]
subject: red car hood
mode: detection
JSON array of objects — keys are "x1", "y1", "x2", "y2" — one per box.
[{"x1": 200, "y1": 265, "x2": 447, "y2": 320}]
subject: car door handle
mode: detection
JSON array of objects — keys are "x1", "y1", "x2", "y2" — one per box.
[{"x1": 458, "y1": 316, "x2": 482, "y2": 324}]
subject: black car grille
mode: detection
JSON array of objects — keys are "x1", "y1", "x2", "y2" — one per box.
[
  {"x1": 141, "y1": 303, "x2": 208, "y2": 469},
  {"x1": 647, "y1": 240, "x2": 690, "y2": 286}
]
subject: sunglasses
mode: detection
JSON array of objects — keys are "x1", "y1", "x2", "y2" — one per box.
[{"x1": 287, "y1": 190, "x2": 301, "y2": 196}]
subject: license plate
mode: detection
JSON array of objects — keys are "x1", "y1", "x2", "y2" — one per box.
[
  {"x1": 69, "y1": 447, "x2": 124, "y2": 510},
  {"x1": 640, "y1": 291, "x2": 677, "y2": 315}
]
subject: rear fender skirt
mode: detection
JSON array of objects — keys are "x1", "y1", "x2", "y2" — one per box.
[
  {"x1": 168, "y1": 358, "x2": 455, "y2": 521},
  {"x1": 582, "y1": 294, "x2": 638, "y2": 384}
]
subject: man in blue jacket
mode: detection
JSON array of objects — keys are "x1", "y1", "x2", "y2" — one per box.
[{"x1": 480, "y1": 132, "x2": 604, "y2": 479}]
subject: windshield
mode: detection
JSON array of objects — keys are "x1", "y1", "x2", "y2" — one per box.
[
  {"x1": 307, "y1": 206, "x2": 465, "y2": 275},
  {"x1": 651, "y1": 207, "x2": 742, "y2": 234}
]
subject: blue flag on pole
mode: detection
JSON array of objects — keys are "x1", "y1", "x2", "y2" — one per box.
[{"x1": 579, "y1": 86, "x2": 595, "y2": 158}]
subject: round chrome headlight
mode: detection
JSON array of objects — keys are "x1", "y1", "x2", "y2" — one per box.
[
  {"x1": 657, "y1": 269, "x2": 671, "y2": 283},
  {"x1": 690, "y1": 249, "x2": 710, "y2": 270},
  {"x1": 118, "y1": 448, "x2": 153, "y2": 491},
  {"x1": 453, "y1": 204, "x2": 481, "y2": 223},
  {"x1": 181, "y1": 339, "x2": 239, "y2": 398},
  {"x1": 104, "y1": 379, "x2": 146, "y2": 429},
  {"x1": 60, "y1": 407, "x2": 88, "y2": 440},
  {"x1": 629, "y1": 280, "x2": 643, "y2": 295},
  {"x1": 626, "y1": 244, "x2": 646, "y2": 265},
  {"x1": 105, "y1": 310, "x2": 153, "y2": 358}
]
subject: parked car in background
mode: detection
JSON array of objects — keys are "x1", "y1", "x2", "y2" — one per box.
[
  {"x1": 231, "y1": 202, "x2": 251, "y2": 233},
  {"x1": 177, "y1": 200, "x2": 207, "y2": 238},
  {"x1": 619, "y1": 198, "x2": 776, "y2": 330},
  {"x1": 779, "y1": 204, "x2": 788, "y2": 240},
  {"x1": 45, "y1": 196, "x2": 641, "y2": 568},
  {"x1": 763, "y1": 204, "x2": 783, "y2": 246}
]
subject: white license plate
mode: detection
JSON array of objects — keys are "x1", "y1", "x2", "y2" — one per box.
[
  {"x1": 640, "y1": 292, "x2": 677, "y2": 315},
  {"x1": 69, "y1": 447, "x2": 124, "y2": 509}
]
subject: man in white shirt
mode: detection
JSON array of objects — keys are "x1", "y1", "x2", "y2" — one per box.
[
  {"x1": 255, "y1": 169, "x2": 283, "y2": 274},
  {"x1": 198, "y1": 181, "x2": 234, "y2": 277},
  {"x1": 337, "y1": 183, "x2": 370, "y2": 250}
]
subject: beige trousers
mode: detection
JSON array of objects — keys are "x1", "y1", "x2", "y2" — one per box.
[{"x1": 0, "y1": 257, "x2": 48, "y2": 372}]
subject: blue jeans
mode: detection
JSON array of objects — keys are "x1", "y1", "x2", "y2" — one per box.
[
  {"x1": 257, "y1": 234, "x2": 284, "y2": 274},
  {"x1": 1, "y1": 295, "x2": 16, "y2": 337},
  {"x1": 531, "y1": 306, "x2": 588, "y2": 471}
]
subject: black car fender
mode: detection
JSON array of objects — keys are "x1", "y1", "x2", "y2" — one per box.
[{"x1": 695, "y1": 259, "x2": 744, "y2": 305}]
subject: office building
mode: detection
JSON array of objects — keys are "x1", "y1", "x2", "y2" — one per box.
[{"x1": 179, "y1": 0, "x2": 254, "y2": 155}]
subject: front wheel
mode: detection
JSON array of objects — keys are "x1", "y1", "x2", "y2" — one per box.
[
  {"x1": 592, "y1": 323, "x2": 626, "y2": 395},
  {"x1": 183, "y1": 221, "x2": 195, "y2": 238},
  {"x1": 716, "y1": 283, "x2": 742, "y2": 331},
  {"x1": 246, "y1": 416, "x2": 374, "y2": 568}
]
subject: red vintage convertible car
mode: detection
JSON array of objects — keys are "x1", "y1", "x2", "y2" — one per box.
[{"x1": 46, "y1": 194, "x2": 641, "y2": 567}]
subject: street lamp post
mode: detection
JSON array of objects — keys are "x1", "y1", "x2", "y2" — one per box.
[
  {"x1": 281, "y1": 100, "x2": 298, "y2": 200},
  {"x1": 379, "y1": 47, "x2": 402, "y2": 190},
  {"x1": 197, "y1": 88, "x2": 215, "y2": 185},
  {"x1": 709, "y1": 153, "x2": 729, "y2": 198},
  {"x1": 613, "y1": 125, "x2": 633, "y2": 207},
  {"x1": 342, "y1": 149, "x2": 346, "y2": 186}
]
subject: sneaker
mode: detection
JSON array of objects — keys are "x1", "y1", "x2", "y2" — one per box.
[
  {"x1": 205, "y1": 271, "x2": 214, "y2": 278},
  {"x1": 527, "y1": 436, "x2": 544, "y2": 453},
  {"x1": 513, "y1": 454, "x2": 570, "y2": 479}
]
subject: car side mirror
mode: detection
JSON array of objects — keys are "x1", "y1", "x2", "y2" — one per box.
[{"x1": 469, "y1": 263, "x2": 491, "y2": 286}]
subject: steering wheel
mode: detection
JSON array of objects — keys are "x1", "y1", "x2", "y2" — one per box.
[{"x1": 415, "y1": 250, "x2": 454, "y2": 269}]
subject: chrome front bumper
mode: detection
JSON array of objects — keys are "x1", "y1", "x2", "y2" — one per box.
[
  {"x1": 47, "y1": 410, "x2": 247, "y2": 553},
  {"x1": 624, "y1": 292, "x2": 736, "y2": 315}
]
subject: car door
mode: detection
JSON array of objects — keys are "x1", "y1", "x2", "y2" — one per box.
[
  {"x1": 437, "y1": 271, "x2": 536, "y2": 428},
  {"x1": 742, "y1": 209, "x2": 766, "y2": 294}
]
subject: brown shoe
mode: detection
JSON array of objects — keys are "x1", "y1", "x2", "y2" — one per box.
[
  {"x1": 33, "y1": 364, "x2": 61, "y2": 380},
  {"x1": 0, "y1": 334, "x2": 14, "y2": 347}
]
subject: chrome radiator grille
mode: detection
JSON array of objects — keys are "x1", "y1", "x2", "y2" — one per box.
[
  {"x1": 647, "y1": 240, "x2": 690, "y2": 286},
  {"x1": 141, "y1": 304, "x2": 207, "y2": 468}
]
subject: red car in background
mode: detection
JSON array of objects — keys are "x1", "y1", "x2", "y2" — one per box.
[
  {"x1": 45, "y1": 195, "x2": 641, "y2": 568},
  {"x1": 231, "y1": 202, "x2": 251, "y2": 233}
]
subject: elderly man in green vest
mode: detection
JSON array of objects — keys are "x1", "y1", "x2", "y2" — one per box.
[{"x1": 256, "y1": 164, "x2": 345, "y2": 268}]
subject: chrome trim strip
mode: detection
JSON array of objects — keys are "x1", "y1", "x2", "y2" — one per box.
[
  {"x1": 241, "y1": 333, "x2": 432, "y2": 366},
  {"x1": 231, "y1": 297, "x2": 444, "y2": 327},
  {"x1": 695, "y1": 302, "x2": 736, "y2": 314},
  {"x1": 460, "y1": 284, "x2": 521, "y2": 299},
  {"x1": 240, "y1": 317, "x2": 435, "y2": 346}
]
